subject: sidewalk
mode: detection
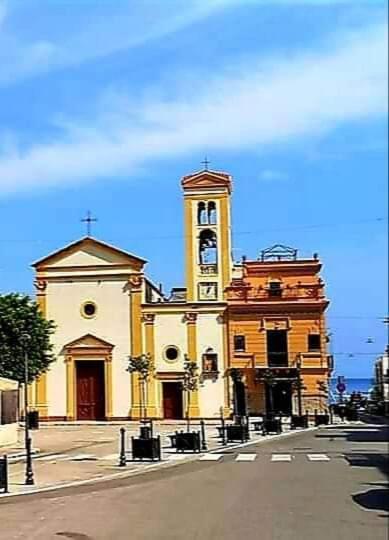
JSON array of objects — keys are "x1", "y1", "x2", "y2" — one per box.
[{"x1": 0, "y1": 419, "x2": 304, "y2": 497}]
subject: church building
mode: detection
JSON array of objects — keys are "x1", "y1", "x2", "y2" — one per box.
[{"x1": 30, "y1": 167, "x2": 332, "y2": 421}]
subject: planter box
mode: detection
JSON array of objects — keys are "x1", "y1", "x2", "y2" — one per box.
[
  {"x1": 131, "y1": 436, "x2": 161, "y2": 461},
  {"x1": 226, "y1": 424, "x2": 249, "y2": 442},
  {"x1": 263, "y1": 418, "x2": 282, "y2": 434},
  {"x1": 314, "y1": 414, "x2": 330, "y2": 426},
  {"x1": 175, "y1": 431, "x2": 201, "y2": 453},
  {"x1": 291, "y1": 415, "x2": 309, "y2": 429}
]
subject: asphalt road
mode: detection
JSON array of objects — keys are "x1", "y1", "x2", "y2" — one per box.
[{"x1": 1, "y1": 420, "x2": 388, "y2": 540}]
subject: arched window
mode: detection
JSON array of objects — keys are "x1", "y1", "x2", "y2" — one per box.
[
  {"x1": 197, "y1": 202, "x2": 207, "y2": 225},
  {"x1": 208, "y1": 201, "x2": 217, "y2": 225},
  {"x1": 199, "y1": 229, "x2": 217, "y2": 264}
]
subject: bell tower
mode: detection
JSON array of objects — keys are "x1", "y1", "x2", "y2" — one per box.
[{"x1": 181, "y1": 166, "x2": 233, "y2": 302}]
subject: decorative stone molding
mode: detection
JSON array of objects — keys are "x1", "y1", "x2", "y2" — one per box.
[
  {"x1": 259, "y1": 317, "x2": 291, "y2": 331},
  {"x1": 184, "y1": 312, "x2": 198, "y2": 324},
  {"x1": 34, "y1": 279, "x2": 47, "y2": 291},
  {"x1": 128, "y1": 274, "x2": 143, "y2": 290},
  {"x1": 142, "y1": 313, "x2": 155, "y2": 324}
]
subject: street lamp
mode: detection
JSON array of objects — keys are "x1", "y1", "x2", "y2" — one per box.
[{"x1": 21, "y1": 333, "x2": 34, "y2": 486}]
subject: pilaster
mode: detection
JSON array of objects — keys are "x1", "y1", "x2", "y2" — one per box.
[
  {"x1": 129, "y1": 275, "x2": 143, "y2": 418},
  {"x1": 143, "y1": 313, "x2": 158, "y2": 417},
  {"x1": 34, "y1": 279, "x2": 49, "y2": 417},
  {"x1": 185, "y1": 312, "x2": 200, "y2": 417}
]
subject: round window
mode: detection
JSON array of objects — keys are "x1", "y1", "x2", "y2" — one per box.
[
  {"x1": 164, "y1": 346, "x2": 179, "y2": 362},
  {"x1": 82, "y1": 301, "x2": 97, "y2": 318}
]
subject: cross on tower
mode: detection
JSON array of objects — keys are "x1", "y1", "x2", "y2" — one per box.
[
  {"x1": 201, "y1": 156, "x2": 210, "y2": 170},
  {"x1": 81, "y1": 211, "x2": 97, "y2": 237}
]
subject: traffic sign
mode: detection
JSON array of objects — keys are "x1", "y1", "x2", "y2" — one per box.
[{"x1": 337, "y1": 382, "x2": 346, "y2": 393}]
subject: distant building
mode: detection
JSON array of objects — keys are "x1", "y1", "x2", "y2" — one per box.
[{"x1": 374, "y1": 348, "x2": 389, "y2": 416}]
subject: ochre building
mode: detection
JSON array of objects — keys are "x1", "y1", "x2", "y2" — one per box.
[
  {"x1": 30, "y1": 168, "x2": 332, "y2": 421},
  {"x1": 226, "y1": 247, "x2": 332, "y2": 417}
]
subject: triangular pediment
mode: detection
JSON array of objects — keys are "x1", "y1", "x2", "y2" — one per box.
[
  {"x1": 64, "y1": 334, "x2": 114, "y2": 350},
  {"x1": 181, "y1": 169, "x2": 232, "y2": 193},
  {"x1": 32, "y1": 237, "x2": 146, "y2": 271}
]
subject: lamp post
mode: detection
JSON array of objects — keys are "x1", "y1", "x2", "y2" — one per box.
[{"x1": 21, "y1": 333, "x2": 34, "y2": 486}]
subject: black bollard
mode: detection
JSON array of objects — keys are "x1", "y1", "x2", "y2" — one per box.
[
  {"x1": 25, "y1": 437, "x2": 34, "y2": 486},
  {"x1": 119, "y1": 427, "x2": 126, "y2": 467},
  {"x1": 0, "y1": 455, "x2": 8, "y2": 494},
  {"x1": 200, "y1": 420, "x2": 207, "y2": 451},
  {"x1": 221, "y1": 417, "x2": 226, "y2": 446}
]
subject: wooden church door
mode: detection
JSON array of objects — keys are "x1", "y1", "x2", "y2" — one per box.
[{"x1": 76, "y1": 361, "x2": 105, "y2": 420}]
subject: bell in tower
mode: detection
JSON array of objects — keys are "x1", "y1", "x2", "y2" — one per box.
[{"x1": 181, "y1": 164, "x2": 233, "y2": 302}]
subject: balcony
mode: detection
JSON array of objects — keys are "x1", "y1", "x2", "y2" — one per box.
[{"x1": 226, "y1": 282, "x2": 325, "y2": 303}]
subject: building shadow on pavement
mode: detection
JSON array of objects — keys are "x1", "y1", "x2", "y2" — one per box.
[
  {"x1": 352, "y1": 487, "x2": 389, "y2": 514},
  {"x1": 343, "y1": 452, "x2": 389, "y2": 476},
  {"x1": 315, "y1": 425, "x2": 389, "y2": 443}
]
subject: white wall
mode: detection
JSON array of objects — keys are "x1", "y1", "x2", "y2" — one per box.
[
  {"x1": 153, "y1": 313, "x2": 188, "y2": 372},
  {"x1": 197, "y1": 313, "x2": 225, "y2": 417},
  {"x1": 0, "y1": 377, "x2": 18, "y2": 447},
  {"x1": 46, "y1": 278, "x2": 131, "y2": 417}
]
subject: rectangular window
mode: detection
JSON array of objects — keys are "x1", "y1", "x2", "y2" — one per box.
[
  {"x1": 268, "y1": 282, "x2": 282, "y2": 297},
  {"x1": 308, "y1": 334, "x2": 321, "y2": 351},
  {"x1": 267, "y1": 330, "x2": 288, "y2": 366},
  {"x1": 234, "y1": 335, "x2": 246, "y2": 352}
]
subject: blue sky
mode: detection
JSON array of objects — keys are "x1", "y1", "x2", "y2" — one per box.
[{"x1": 0, "y1": 0, "x2": 387, "y2": 378}]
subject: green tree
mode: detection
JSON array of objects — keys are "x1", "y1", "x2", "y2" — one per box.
[
  {"x1": 127, "y1": 353, "x2": 154, "y2": 421},
  {"x1": 0, "y1": 293, "x2": 55, "y2": 383},
  {"x1": 182, "y1": 356, "x2": 199, "y2": 431}
]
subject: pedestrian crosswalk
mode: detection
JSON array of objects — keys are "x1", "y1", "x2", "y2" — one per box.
[
  {"x1": 271, "y1": 454, "x2": 292, "y2": 462},
  {"x1": 34, "y1": 451, "x2": 334, "y2": 464}
]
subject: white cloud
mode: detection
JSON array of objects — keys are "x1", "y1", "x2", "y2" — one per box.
[
  {"x1": 0, "y1": 0, "x2": 234, "y2": 85},
  {"x1": 0, "y1": 1, "x2": 7, "y2": 27},
  {"x1": 260, "y1": 170, "x2": 289, "y2": 182},
  {"x1": 0, "y1": 22, "x2": 387, "y2": 195}
]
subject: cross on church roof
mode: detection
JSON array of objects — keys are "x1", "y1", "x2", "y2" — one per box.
[
  {"x1": 201, "y1": 156, "x2": 211, "y2": 170},
  {"x1": 81, "y1": 210, "x2": 97, "y2": 237}
]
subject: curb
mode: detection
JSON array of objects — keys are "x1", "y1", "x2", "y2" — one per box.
[{"x1": 0, "y1": 426, "x2": 320, "y2": 500}]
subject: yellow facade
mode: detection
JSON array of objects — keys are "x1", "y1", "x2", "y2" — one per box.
[{"x1": 31, "y1": 168, "x2": 331, "y2": 421}]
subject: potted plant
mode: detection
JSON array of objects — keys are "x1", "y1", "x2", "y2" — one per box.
[
  {"x1": 127, "y1": 353, "x2": 161, "y2": 460},
  {"x1": 174, "y1": 356, "x2": 201, "y2": 453}
]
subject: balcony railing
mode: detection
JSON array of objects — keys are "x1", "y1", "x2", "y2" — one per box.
[
  {"x1": 232, "y1": 353, "x2": 330, "y2": 370},
  {"x1": 226, "y1": 283, "x2": 325, "y2": 302}
]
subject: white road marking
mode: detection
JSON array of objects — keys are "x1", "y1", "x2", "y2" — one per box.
[
  {"x1": 307, "y1": 454, "x2": 330, "y2": 462},
  {"x1": 69, "y1": 454, "x2": 98, "y2": 461},
  {"x1": 35, "y1": 454, "x2": 68, "y2": 462},
  {"x1": 167, "y1": 454, "x2": 188, "y2": 461},
  {"x1": 236, "y1": 454, "x2": 257, "y2": 462},
  {"x1": 99, "y1": 454, "x2": 119, "y2": 461},
  {"x1": 271, "y1": 454, "x2": 292, "y2": 462},
  {"x1": 199, "y1": 454, "x2": 223, "y2": 461}
]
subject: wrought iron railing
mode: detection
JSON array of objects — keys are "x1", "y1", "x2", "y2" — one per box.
[{"x1": 227, "y1": 283, "x2": 325, "y2": 302}]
